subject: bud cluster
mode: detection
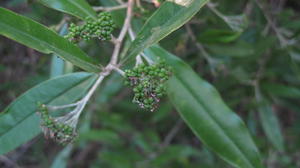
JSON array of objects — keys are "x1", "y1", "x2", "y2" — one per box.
[
  {"x1": 124, "y1": 60, "x2": 172, "y2": 111},
  {"x1": 37, "y1": 103, "x2": 77, "y2": 145},
  {"x1": 65, "y1": 12, "x2": 115, "y2": 43}
]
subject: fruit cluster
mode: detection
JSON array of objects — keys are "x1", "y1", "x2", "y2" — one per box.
[
  {"x1": 37, "y1": 103, "x2": 77, "y2": 145},
  {"x1": 65, "y1": 12, "x2": 115, "y2": 43},
  {"x1": 124, "y1": 60, "x2": 172, "y2": 111}
]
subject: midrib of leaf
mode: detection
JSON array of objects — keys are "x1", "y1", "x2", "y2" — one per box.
[
  {"x1": 0, "y1": 75, "x2": 92, "y2": 138},
  {"x1": 68, "y1": 0, "x2": 96, "y2": 18},
  {"x1": 172, "y1": 75, "x2": 255, "y2": 168}
]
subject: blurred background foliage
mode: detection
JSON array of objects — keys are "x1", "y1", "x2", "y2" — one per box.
[{"x1": 1, "y1": 0, "x2": 300, "y2": 167}]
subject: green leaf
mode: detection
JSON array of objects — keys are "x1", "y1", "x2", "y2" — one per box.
[
  {"x1": 255, "y1": 87, "x2": 284, "y2": 151},
  {"x1": 144, "y1": 45, "x2": 263, "y2": 168},
  {"x1": 206, "y1": 41, "x2": 255, "y2": 58},
  {"x1": 262, "y1": 82, "x2": 300, "y2": 99},
  {"x1": 198, "y1": 29, "x2": 241, "y2": 43},
  {"x1": 51, "y1": 145, "x2": 73, "y2": 168},
  {"x1": 208, "y1": 4, "x2": 248, "y2": 32},
  {"x1": 0, "y1": 8, "x2": 101, "y2": 72},
  {"x1": 50, "y1": 23, "x2": 68, "y2": 78},
  {"x1": 122, "y1": 0, "x2": 209, "y2": 62},
  {"x1": 39, "y1": 0, "x2": 97, "y2": 20},
  {"x1": 79, "y1": 129, "x2": 120, "y2": 145},
  {"x1": 209, "y1": 5, "x2": 248, "y2": 32},
  {"x1": 0, "y1": 72, "x2": 97, "y2": 155}
]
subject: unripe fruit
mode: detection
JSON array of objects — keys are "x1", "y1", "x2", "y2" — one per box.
[
  {"x1": 65, "y1": 12, "x2": 115, "y2": 43},
  {"x1": 124, "y1": 60, "x2": 172, "y2": 111}
]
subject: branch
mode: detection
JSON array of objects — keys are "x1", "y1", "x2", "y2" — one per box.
[
  {"x1": 44, "y1": 0, "x2": 135, "y2": 127},
  {"x1": 160, "y1": 119, "x2": 184, "y2": 148},
  {"x1": 254, "y1": 0, "x2": 289, "y2": 48},
  {"x1": 110, "y1": 0, "x2": 134, "y2": 65},
  {"x1": 93, "y1": 4, "x2": 128, "y2": 12}
]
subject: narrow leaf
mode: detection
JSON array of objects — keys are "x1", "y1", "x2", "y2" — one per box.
[
  {"x1": 255, "y1": 87, "x2": 284, "y2": 151},
  {"x1": 144, "y1": 45, "x2": 263, "y2": 168},
  {"x1": 50, "y1": 23, "x2": 68, "y2": 78},
  {"x1": 198, "y1": 29, "x2": 241, "y2": 43},
  {"x1": 0, "y1": 8, "x2": 101, "y2": 72},
  {"x1": 51, "y1": 145, "x2": 73, "y2": 168},
  {"x1": 123, "y1": 0, "x2": 209, "y2": 62},
  {"x1": 0, "y1": 72, "x2": 97, "y2": 155},
  {"x1": 262, "y1": 82, "x2": 300, "y2": 99},
  {"x1": 39, "y1": 0, "x2": 97, "y2": 20}
]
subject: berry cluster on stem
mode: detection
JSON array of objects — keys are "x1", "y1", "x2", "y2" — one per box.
[
  {"x1": 37, "y1": 103, "x2": 77, "y2": 145},
  {"x1": 124, "y1": 60, "x2": 172, "y2": 111},
  {"x1": 65, "y1": 12, "x2": 115, "y2": 43}
]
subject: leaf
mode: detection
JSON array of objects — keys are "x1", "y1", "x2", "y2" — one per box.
[
  {"x1": 152, "y1": 145, "x2": 200, "y2": 166},
  {"x1": 208, "y1": 3, "x2": 248, "y2": 32},
  {"x1": 0, "y1": 8, "x2": 101, "y2": 72},
  {"x1": 144, "y1": 45, "x2": 263, "y2": 168},
  {"x1": 206, "y1": 41, "x2": 255, "y2": 58},
  {"x1": 39, "y1": 0, "x2": 97, "y2": 20},
  {"x1": 50, "y1": 55, "x2": 65, "y2": 78},
  {"x1": 198, "y1": 29, "x2": 241, "y2": 43},
  {"x1": 0, "y1": 72, "x2": 97, "y2": 155},
  {"x1": 262, "y1": 82, "x2": 300, "y2": 99},
  {"x1": 122, "y1": 0, "x2": 209, "y2": 62},
  {"x1": 50, "y1": 23, "x2": 68, "y2": 78},
  {"x1": 79, "y1": 129, "x2": 120, "y2": 145},
  {"x1": 255, "y1": 87, "x2": 284, "y2": 151},
  {"x1": 51, "y1": 145, "x2": 73, "y2": 168}
]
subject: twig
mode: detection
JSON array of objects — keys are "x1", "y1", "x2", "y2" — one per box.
[
  {"x1": 136, "y1": 119, "x2": 184, "y2": 167},
  {"x1": 128, "y1": 26, "x2": 144, "y2": 65},
  {"x1": 254, "y1": 0, "x2": 289, "y2": 48},
  {"x1": 111, "y1": 0, "x2": 134, "y2": 65},
  {"x1": 185, "y1": 24, "x2": 217, "y2": 75},
  {"x1": 207, "y1": 2, "x2": 224, "y2": 19},
  {"x1": 160, "y1": 119, "x2": 184, "y2": 148},
  {"x1": 93, "y1": 4, "x2": 128, "y2": 12},
  {"x1": 43, "y1": 0, "x2": 135, "y2": 128}
]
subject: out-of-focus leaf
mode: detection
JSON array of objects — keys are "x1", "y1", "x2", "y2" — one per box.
[
  {"x1": 51, "y1": 145, "x2": 73, "y2": 168},
  {"x1": 123, "y1": 0, "x2": 209, "y2": 62},
  {"x1": 151, "y1": 145, "x2": 200, "y2": 166},
  {"x1": 255, "y1": 87, "x2": 284, "y2": 151},
  {"x1": 50, "y1": 56, "x2": 65, "y2": 78},
  {"x1": 144, "y1": 45, "x2": 263, "y2": 168},
  {"x1": 50, "y1": 23, "x2": 68, "y2": 78},
  {"x1": 262, "y1": 83, "x2": 300, "y2": 99},
  {"x1": 7, "y1": 0, "x2": 27, "y2": 7},
  {"x1": 208, "y1": 4, "x2": 248, "y2": 32},
  {"x1": 198, "y1": 29, "x2": 241, "y2": 43},
  {"x1": 289, "y1": 48, "x2": 300, "y2": 62},
  {"x1": 79, "y1": 129, "x2": 120, "y2": 145},
  {"x1": 0, "y1": 8, "x2": 101, "y2": 72},
  {"x1": 206, "y1": 41, "x2": 255, "y2": 58},
  {"x1": 0, "y1": 72, "x2": 97, "y2": 155},
  {"x1": 39, "y1": 0, "x2": 97, "y2": 20}
]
